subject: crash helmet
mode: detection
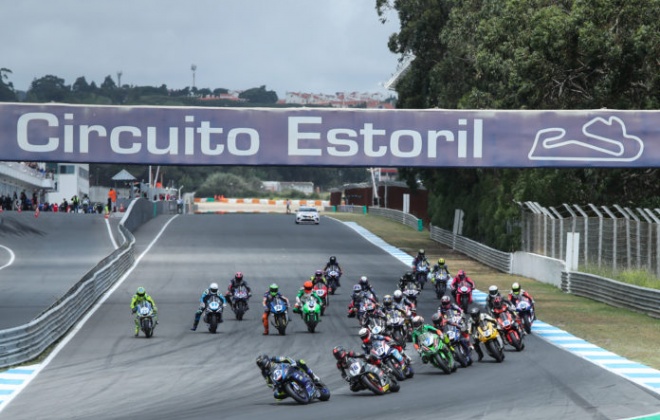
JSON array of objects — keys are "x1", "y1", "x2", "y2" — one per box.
[
  {"x1": 136, "y1": 287, "x2": 146, "y2": 297},
  {"x1": 234, "y1": 272, "x2": 244, "y2": 283},
  {"x1": 358, "y1": 327, "x2": 371, "y2": 341},
  {"x1": 332, "y1": 345, "x2": 347, "y2": 361},
  {"x1": 209, "y1": 283, "x2": 219, "y2": 294},
  {"x1": 314, "y1": 270, "x2": 324, "y2": 279},
  {"x1": 493, "y1": 296, "x2": 503, "y2": 309},
  {"x1": 438, "y1": 258, "x2": 445, "y2": 265},
  {"x1": 382, "y1": 295, "x2": 393, "y2": 308},
  {"x1": 303, "y1": 281, "x2": 313, "y2": 292},
  {"x1": 440, "y1": 295, "x2": 452, "y2": 311},
  {"x1": 418, "y1": 249, "x2": 425, "y2": 256},
  {"x1": 431, "y1": 312, "x2": 443, "y2": 327},
  {"x1": 269, "y1": 283, "x2": 279, "y2": 296},
  {"x1": 329, "y1": 256, "x2": 337, "y2": 264},
  {"x1": 488, "y1": 285, "x2": 499, "y2": 296},
  {"x1": 393, "y1": 290, "x2": 403, "y2": 302},
  {"x1": 511, "y1": 282, "x2": 521, "y2": 295},
  {"x1": 411, "y1": 315, "x2": 424, "y2": 330},
  {"x1": 404, "y1": 271, "x2": 413, "y2": 280},
  {"x1": 359, "y1": 276, "x2": 369, "y2": 287},
  {"x1": 457, "y1": 270, "x2": 466, "y2": 280},
  {"x1": 469, "y1": 306, "x2": 481, "y2": 321},
  {"x1": 256, "y1": 354, "x2": 271, "y2": 370}
]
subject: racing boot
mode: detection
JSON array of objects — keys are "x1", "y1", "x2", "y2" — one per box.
[
  {"x1": 134, "y1": 325, "x2": 140, "y2": 337},
  {"x1": 262, "y1": 313, "x2": 269, "y2": 335},
  {"x1": 190, "y1": 320, "x2": 199, "y2": 331}
]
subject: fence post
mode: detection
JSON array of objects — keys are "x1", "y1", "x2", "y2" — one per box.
[
  {"x1": 417, "y1": 219, "x2": 423, "y2": 232},
  {"x1": 363, "y1": 206, "x2": 368, "y2": 214}
]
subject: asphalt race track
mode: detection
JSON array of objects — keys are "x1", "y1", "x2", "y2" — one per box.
[
  {"x1": 0, "y1": 212, "x2": 119, "y2": 328},
  {"x1": 1, "y1": 214, "x2": 659, "y2": 419}
]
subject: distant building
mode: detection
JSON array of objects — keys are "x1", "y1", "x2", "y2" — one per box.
[
  {"x1": 46, "y1": 163, "x2": 90, "y2": 205},
  {"x1": 261, "y1": 181, "x2": 315, "y2": 195},
  {"x1": 282, "y1": 91, "x2": 394, "y2": 109}
]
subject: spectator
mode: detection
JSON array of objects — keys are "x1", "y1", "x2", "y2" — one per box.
[{"x1": 108, "y1": 188, "x2": 117, "y2": 212}]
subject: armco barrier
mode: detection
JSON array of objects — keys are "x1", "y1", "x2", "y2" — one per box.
[
  {"x1": 0, "y1": 198, "x2": 166, "y2": 368},
  {"x1": 563, "y1": 272, "x2": 660, "y2": 318}
]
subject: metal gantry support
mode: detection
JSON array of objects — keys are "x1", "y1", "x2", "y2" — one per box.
[{"x1": 588, "y1": 203, "x2": 604, "y2": 268}]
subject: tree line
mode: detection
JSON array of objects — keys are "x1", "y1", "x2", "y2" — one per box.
[{"x1": 377, "y1": 0, "x2": 660, "y2": 250}]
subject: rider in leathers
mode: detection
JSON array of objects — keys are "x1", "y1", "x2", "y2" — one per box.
[{"x1": 256, "y1": 354, "x2": 322, "y2": 400}]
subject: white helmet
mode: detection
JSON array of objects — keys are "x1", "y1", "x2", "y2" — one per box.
[
  {"x1": 393, "y1": 290, "x2": 403, "y2": 300},
  {"x1": 209, "y1": 283, "x2": 219, "y2": 294}
]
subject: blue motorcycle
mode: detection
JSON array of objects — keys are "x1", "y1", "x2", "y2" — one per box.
[
  {"x1": 269, "y1": 296, "x2": 289, "y2": 335},
  {"x1": 269, "y1": 363, "x2": 330, "y2": 404}
]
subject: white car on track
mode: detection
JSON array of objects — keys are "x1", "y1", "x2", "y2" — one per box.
[{"x1": 295, "y1": 206, "x2": 320, "y2": 224}]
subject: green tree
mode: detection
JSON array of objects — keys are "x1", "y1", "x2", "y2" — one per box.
[
  {"x1": 239, "y1": 85, "x2": 278, "y2": 104},
  {"x1": 25, "y1": 75, "x2": 69, "y2": 102},
  {"x1": 0, "y1": 68, "x2": 17, "y2": 101}
]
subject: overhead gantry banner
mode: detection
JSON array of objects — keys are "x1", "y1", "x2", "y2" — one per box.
[{"x1": 0, "y1": 103, "x2": 658, "y2": 167}]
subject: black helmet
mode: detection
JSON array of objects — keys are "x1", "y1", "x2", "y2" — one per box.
[
  {"x1": 329, "y1": 256, "x2": 337, "y2": 264},
  {"x1": 256, "y1": 354, "x2": 270, "y2": 370},
  {"x1": 493, "y1": 296, "x2": 503, "y2": 309},
  {"x1": 488, "y1": 285, "x2": 498, "y2": 296},
  {"x1": 469, "y1": 307, "x2": 481, "y2": 320},
  {"x1": 431, "y1": 312, "x2": 442, "y2": 327},
  {"x1": 418, "y1": 249, "x2": 425, "y2": 256},
  {"x1": 332, "y1": 345, "x2": 347, "y2": 361},
  {"x1": 315, "y1": 270, "x2": 323, "y2": 278},
  {"x1": 404, "y1": 271, "x2": 413, "y2": 280},
  {"x1": 234, "y1": 272, "x2": 244, "y2": 282},
  {"x1": 382, "y1": 295, "x2": 393, "y2": 307}
]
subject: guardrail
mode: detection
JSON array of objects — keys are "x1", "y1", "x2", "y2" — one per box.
[
  {"x1": 0, "y1": 198, "x2": 164, "y2": 369},
  {"x1": 563, "y1": 272, "x2": 660, "y2": 318},
  {"x1": 368, "y1": 207, "x2": 423, "y2": 231},
  {"x1": 430, "y1": 225, "x2": 513, "y2": 273}
]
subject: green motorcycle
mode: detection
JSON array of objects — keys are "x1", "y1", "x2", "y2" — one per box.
[
  {"x1": 416, "y1": 331, "x2": 457, "y2": 374},
  {"x1": 301, "y1": 294, "x2": 322, "y2": 333}
]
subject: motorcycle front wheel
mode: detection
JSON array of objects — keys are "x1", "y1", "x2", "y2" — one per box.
[
  {"x1": 284, "y1": 380, "x2": 311, "y2": 404},
  {"x1": 362, "y1": 373, "x2": 385, "y2": 395}
]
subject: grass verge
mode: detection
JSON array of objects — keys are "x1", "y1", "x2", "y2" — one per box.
[{"x1": 328, "y1": 212, "x2": 660, "y2": 370}]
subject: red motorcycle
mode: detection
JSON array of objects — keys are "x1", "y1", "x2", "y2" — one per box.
[
  {"x1": 454, "y1": 281, "x2": 473, "y2": 312},
  {"x1": 493, "y1": 306, "x2": 524, "y2": 351},
  {"x1": 312, "y1": 282, "x2": 329, "y2": 315}
]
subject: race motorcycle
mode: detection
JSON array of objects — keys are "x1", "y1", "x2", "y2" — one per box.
[
  {"x1": 385, "y1": 310, "x2": 409, "y2": 346},
  {"x1": 301, "y1": 294, "x2": 322, "y2": 333},
  {"x1": 230, "y1": 284, "x2": 250, "y2": 321},
  {"x1": 369, "y1": 339, "x2": 414, "y2": 381},
  {"x1": 431, "y1": 272, "x2": 451, "y2": 299},
  {"x1": 268, "y1": 362, "x2": 330, "y2": 404},
  {"x1": 416, "y1": 330, "x2": 456, "y2": 374},
  {"x1": 515, "y1": 298, "x2": 535, "y2": 334},
  {"x1": 325, "y1": 267, "x2": 341, "y2": 294},
  {"x1": 136, "y1": 301, "x2": 156, "y2": 338},
  {"x1": 441, "y1": 310, "x2": 471, "y2": 367},
  {"x1": 269, "y1": 296, "x2": 289, "y2": 335},
  {"x1": 475, "y1": 317, "x2": 505, "y2": 362},
  {"x1": 495, "y1": 308, "x2": 525, "y2": 351},
  {"x1": 414, "y1": 261, "x2": 430, "y2": 289},
  {"x1": 454, "y1": 281, "x2": 474, "y2": 312},
  {"x1": 203, "y1": 294, "x2": 224, "y2": 333},
  {"x1": 343, "y1": 356, "x2": 400, "y2": 395},
  {"x1": 312, "y1": 282, "x2": 329, "y2": 315},
  {"x1": 401, "y1": 282, "x2": 420, "y2": 306}
]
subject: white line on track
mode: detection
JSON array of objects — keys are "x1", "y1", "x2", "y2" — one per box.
[
  {"x1": 0, "y1": 245, "x2": 15, "y2": 270},
  {"x1": 104, "y1": 218, "x2": 118, "y2": 250}
]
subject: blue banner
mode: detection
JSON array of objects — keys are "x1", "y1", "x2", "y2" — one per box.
[{"x1": 0, "y1": 103, "x2": 658, "y2": 167}]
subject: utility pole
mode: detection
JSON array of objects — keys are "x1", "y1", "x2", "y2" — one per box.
[
  {"x1": 191, "y1": 64, "x2": 197, "y2": 90},
  {"x1": 117, "y1": 71, "x2": 122, "y2": 87}
]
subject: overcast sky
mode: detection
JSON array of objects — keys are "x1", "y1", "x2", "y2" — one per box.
[{"x1": 2, "y1": 1, "x2": 402, "y2": 98}]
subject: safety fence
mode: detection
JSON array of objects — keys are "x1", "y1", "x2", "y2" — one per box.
[
  {"x1": 359, "y1": 206, "x2": 660, "y2": 319},
  {"x1": 328, "y1": 205, "x2": 423, "y2": 231},
  {"x1": 520, "y1": 202, "x2": 660, "y2": 278},
  {"x1": 0, "y1": 198, "x2": 164, "y2": 369}
]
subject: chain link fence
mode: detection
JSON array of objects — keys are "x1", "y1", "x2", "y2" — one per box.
[{"x1": 520, "y1": 202, "x2": 660, "y2": 278}]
